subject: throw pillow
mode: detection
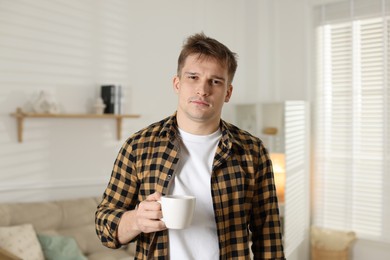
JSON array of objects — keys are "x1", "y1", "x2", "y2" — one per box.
[
  {"x1": 37, "y1": 234, "x2": 87, "y2": 260},
  {"x1": 311, "y1": 226, "x2": 356, "y2": 250},
  {"x1": 0, "y1": 224, "x2": 44, "y2": 260}
]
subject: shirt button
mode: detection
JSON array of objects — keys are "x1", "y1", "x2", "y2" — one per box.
[{"x1": 167, "y1": 174, "x2": 172, "y2": 180}]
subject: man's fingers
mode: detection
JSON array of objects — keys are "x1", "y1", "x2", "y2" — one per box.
[
  {"x1": 138, "y1": 200, "x2": 161, "y2": 212},
  {"x1": 137, "y1": 218, "x2": 166, "y2": 233},
  {"x1": 137, "y1": 205, "x2": 163, "y2": 220},
  {"x1": 146, "y1": 191, "x2": 162, "y2": 202}
]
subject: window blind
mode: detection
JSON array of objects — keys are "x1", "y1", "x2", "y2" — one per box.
[{"x1": 314, "y1": 2, "x2": 390, "y2": 242}]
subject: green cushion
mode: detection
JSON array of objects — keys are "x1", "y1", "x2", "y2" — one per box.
[{"x1": 37, "y1": 234, "x2": 87, "y2": 260}]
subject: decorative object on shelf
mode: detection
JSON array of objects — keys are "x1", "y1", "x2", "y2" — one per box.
[
  {"x1": 32, "y1": 90, "x2": 60, "y2": 114},
  {"x1": 263, "y1": 127, "x2": 278, "y2": 135},
  {"x1": 10, "y1": 108, "x2": 140, "y2": 143},
  {"x1": 93, "y1": 97, "x2": 106, "y2": 115},
  {"x1": 101, "y1": 85, "x2": 123, "y2": 114},
  {"x1": 270, "y1": 153, "x2": 285, "y2": 203}
]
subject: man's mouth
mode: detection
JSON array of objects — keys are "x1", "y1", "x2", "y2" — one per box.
[{"x1": 191, "y1": 100, "x2": 210, "y2": 106}]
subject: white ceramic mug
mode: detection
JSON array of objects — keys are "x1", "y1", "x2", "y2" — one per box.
[{"x1": 159, "y1": 195, "x2": 196, "y2": 229}]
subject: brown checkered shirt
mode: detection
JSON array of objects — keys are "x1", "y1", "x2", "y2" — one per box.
[{"x1": 95, "y1": 113, "x2": 285, "y2": 259}]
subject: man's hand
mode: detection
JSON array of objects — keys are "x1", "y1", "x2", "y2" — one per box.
[
  {"x1": 117, "y1": 192, "x2": 166, "y2": 244},
  {"x1": 134, "y1": 192, "x2": 166, "y2": 233}
]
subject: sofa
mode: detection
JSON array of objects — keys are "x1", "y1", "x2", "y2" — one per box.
[{"x1": 0, "y1": 197, "x2": 135, "y2": 260}]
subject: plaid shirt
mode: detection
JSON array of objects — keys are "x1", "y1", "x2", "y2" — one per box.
[{"x1": 95, "y1": 113, "x2": 285, "y2": 259}]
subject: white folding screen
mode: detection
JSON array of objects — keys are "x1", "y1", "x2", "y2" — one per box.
[
  {"x1": 235, "y1": 101, "x2": 310, "y2": 259},
  {"x1": 284, "y1": 101, "x2": 310, "y2": 257}
]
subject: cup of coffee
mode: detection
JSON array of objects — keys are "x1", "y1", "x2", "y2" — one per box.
[{"x1": 159, "y1": 195, "x2": 196, "y2": 229}]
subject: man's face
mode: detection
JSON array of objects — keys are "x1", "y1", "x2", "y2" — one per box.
[{"x1": 173, "y1": 54, "x2": 233, "y2": 127}]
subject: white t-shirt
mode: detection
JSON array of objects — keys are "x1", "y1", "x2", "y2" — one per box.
[{"x1": 168, "y1": 128, "x2": 222, "y2": 260}]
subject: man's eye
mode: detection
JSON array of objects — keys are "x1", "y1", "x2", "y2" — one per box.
[
  {"x1": 212, "y1": 80, "x2": 222, "y2": 85},
  {"x1": 188, "y1": 75, "x2": 197, "y2": 80}
]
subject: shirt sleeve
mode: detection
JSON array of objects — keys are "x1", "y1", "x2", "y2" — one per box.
[
  {"x1": 250, "y1": 142, "x2": 285, "y2": 259},
  {"x1": 95, "y1": 140, "x2": 139, "y2": 249}
]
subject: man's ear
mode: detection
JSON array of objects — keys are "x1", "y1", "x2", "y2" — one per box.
[
  {"x1": 173, "y1": 76, "x2": 180, "y2": 93},
  {"x1": 224, "y1": 85, "x2": 233, "y2": 102}
]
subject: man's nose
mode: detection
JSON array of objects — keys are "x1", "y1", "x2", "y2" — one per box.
[{"x1": 196, "y1": 80, "x2": 210, "y2": 96}]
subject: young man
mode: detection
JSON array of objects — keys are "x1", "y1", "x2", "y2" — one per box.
[{"x1": 95, "y1": 33, "x2": 285, "y2": 259}]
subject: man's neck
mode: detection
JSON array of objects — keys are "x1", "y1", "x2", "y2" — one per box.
[{"x1": 176, "y1": 112, "x2": 220, "y2": 135}]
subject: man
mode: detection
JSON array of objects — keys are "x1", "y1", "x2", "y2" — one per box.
[{"x1": 95, "y1": 33, "x2": 285, "y2": 259}]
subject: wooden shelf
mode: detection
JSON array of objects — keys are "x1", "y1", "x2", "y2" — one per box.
[{"x1": 10, "y1": 108, "x2": 140, "y2": 142}]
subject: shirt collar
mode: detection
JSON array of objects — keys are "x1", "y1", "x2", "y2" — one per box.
[
  {"x1": 160, "y1": 112, "x2": 233, "y2": 151},
  {"x1": 159, "y1": 112, "x2": 179, "y2": 142}
]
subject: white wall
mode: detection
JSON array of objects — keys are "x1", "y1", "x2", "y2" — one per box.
[
  {"x1": 0, "y1": 0, "x2": 267, "y2": 202},
  {"x1": 273, "y1": 0, "x2": 312, "y2": 102}
]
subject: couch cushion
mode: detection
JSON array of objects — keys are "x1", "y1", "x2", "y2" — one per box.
[
  {"x1": 37, "y1": 234, "x2": 87, "y2": 260},
  {"x1": 57, "y1": 225, "x2": 104, "y2": 255},
  {"x1": 1, "y1": 202, "x2": 62, "y2": 231},
  {"x1": 0, "y1": 205, "x2": 11, "y2": 226},
  {"x1": 0, "y1": 224, "x2": 44, "y2": 260},
  {"x1": 57, "y1": 198, "x2": 98, "y2": 229}
]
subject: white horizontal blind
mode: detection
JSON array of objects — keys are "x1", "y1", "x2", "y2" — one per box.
[{"x1": 314, "y1": 7, "x2": 390, "y2": 241}]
